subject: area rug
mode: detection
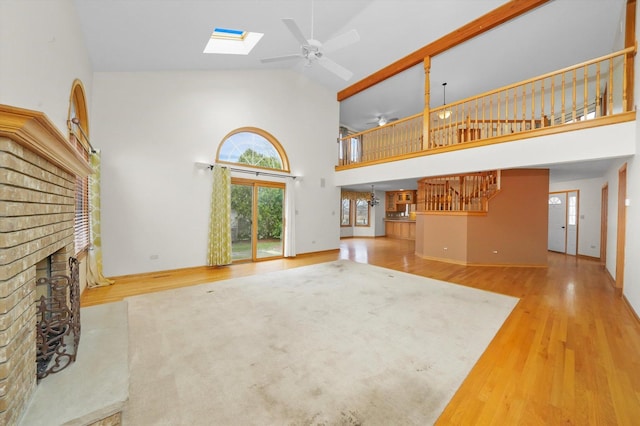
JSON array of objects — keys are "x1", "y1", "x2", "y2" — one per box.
[{"x1": 123, "y1": 260, "x2": 518, "y2": 425}]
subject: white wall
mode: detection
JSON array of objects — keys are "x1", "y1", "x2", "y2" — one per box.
[
  {"x1": 549, "y1": 177, "x2": 606, "y2": 258},
  {"x1": 625, "y1": 152, "x2": 640, "y2": 313},
  {"x1": 340, "y1": 226, "x2": 354, "y2": 238},
  {"x1": 0, "y1": 0, "x2": 93, "y2": 134},
  {"x1": 622, "y1": 2, "x2": 640, "y2": 314},
  {"x1": 602, "y1": 159, "x2": 627, "y2": 280},
  {"x1": 0, "y1": 0, "x2": 93, "y2": 290},
  {"x1": 91, "y1": 70, "x2": 340, "y2": 276}
]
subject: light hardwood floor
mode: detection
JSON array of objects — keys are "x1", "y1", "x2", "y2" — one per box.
[{"x1": 81, "y1": 237, "x2": 640, "y2": 424}]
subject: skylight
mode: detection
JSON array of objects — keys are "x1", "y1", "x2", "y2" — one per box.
[{"x1": 203, "y1": 27, "x2": 263, "y2": 55}]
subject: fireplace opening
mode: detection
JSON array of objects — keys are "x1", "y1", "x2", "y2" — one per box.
[{"x1": 35, "y1": 256, "x2": 81, "y2": 380}]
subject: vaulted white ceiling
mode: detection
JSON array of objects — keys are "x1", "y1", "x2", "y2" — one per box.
[
  {"x1": 74, "y1": 0, "x2": 629, "y2": 189},
  {"x1": 75, "y1": 0, "x2": 626, "y2": 128}
]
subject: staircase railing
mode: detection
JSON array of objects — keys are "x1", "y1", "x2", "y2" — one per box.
[
  {"x1": 416, "y1": 170, "x2": 500, "y2": 212},
  {"x1": 337, "y1": 46, "x2": 635, "y2": 168}
]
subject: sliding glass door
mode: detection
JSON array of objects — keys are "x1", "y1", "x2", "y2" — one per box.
[{"x1": 230, "y1": 178, "x2": 284, "y2": 262}]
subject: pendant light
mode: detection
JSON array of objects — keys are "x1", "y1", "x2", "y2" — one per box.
[
  {"x1": 438, "y1": 82, "x2": 452, "y2": 120},
  {"x1": 368, "y1": 185, "x2": 379, "y2": 207}
]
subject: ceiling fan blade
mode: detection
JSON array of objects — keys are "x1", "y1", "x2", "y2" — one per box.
[
  {"x1": 317, "y1": 56, "x2": 353, "y2": 81},
  {"x1": 282, "y1": 18, "x2": 308, "y2": 46},
  {"x1": 260, "y1": 53, "x2": 303, "y2": 63},
  {"x1": 322, "y1": 29, "x2": 360, "y2": 54}
]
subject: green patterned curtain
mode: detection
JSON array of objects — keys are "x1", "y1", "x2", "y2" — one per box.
[
  {"x1": 207, "y1": 166, "x2": 232, "y2": 266},
  {"x1": 87, "y1": 150, "x2": 114, "y2": 288}
]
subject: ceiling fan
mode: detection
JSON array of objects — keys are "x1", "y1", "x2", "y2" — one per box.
[
  {"x1": 368, "y1": 116, "x2": 399, "y2": 127},
  {"x1": 260, "y1": 5, "x2": 360, "y2": 81}
]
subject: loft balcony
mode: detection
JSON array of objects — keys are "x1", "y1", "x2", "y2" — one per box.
[{"x1": 336, "y1": 46, "x2": 636, "y2": 170}]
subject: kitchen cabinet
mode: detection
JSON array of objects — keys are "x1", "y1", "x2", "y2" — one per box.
[
  {"x1": 397, "y1": 191, "x2": 415, "y2": 203},
  {"x1": 386, "y1": 190, "x2": 416, "y2": 211},
  {"x1": 386, "y1": 193, "x2": 398, "y2": 211}
]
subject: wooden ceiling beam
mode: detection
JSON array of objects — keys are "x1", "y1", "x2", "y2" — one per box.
[{"x1": 337, "y1": 0, "x2": 551, "y2": 102}]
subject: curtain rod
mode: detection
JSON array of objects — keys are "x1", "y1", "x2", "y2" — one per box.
[
  {"x1": 194, "y1": 162, "x2": 299, "y2": 180},
  {"x1": 70, "y1": 117, "x2": 97, "y2": 154}
]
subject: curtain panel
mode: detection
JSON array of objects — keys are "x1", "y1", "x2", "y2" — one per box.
[
  {"x1": 87, "y1": 150, "x2": 114, "y2": 288},
  {"x1": 207, "y1": 166, "x2": 232, "y2": 266},
  {"x1": 284, "y1": 181, "x2": 296, "y2": 257}
]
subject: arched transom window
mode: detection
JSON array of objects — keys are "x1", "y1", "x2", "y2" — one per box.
[{"x1": 216, "y1": 127, "x2": 289, "y2": 172}]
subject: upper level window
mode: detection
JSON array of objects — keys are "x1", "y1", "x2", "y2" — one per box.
[{"x1": 216, "y1": 127, "x2": 290, "y2": 172}]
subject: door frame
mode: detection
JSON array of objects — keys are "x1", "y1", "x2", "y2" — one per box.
[
  {"x1": 548, "y1": 190, "x2": 580, "y2": 255},
  {"x1": 615, "y1": 164, "x2": 627, "y2": 292},
  {"x1": 548, "y1": 192, "x2": 567, "y2": 253},
  {"x1": 601, "y1": 184, "x2": 608, "y2": 264},
  {"x1": 231, "y1": 177, "x2": 286, "y2": 263}
]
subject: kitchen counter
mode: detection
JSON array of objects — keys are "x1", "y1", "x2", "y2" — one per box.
[{"x1": 384, "y1": 219, "x2": 416, "y2": 240}]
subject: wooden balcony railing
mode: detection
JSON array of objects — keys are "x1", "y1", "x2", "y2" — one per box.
[
  {"x1": 338, "y1": 113, "x2": 423, "y2": 166},
  {"x1": 337, "y1": 46, "x2": 635, "y2": 168},
  {"x1": 416, "y1": 170, "x2": 500, "y2": 213}
]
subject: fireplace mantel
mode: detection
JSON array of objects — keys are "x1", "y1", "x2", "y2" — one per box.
[
  {"x1": 1, "y1": 103, "x2": 92, "y2": 424},
  {"x1": 0, "y1": 104, "x2": 92, "y2": 177}
]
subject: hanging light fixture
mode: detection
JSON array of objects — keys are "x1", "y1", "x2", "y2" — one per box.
[
  {"x1": 438, "y1": 82, "x2": 452, "y2": 120},
  {"x1": 368, "y1": 184, "x2": 379, "y2": 207}
]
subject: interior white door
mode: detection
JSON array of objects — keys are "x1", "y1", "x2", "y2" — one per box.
[{"x1": 548, "y1": 193, "x2": 567, "y2": 252}]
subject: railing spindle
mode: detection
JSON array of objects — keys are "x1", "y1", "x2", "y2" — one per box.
[
  {"x1": 572, "y1": 68, "x2": 577, "y2": 122},
  {"x1": 609, "y1": 58, "x2": 614, "y2": 115},
  {"x1": 531, "y1": 81, "x2": 535, "y2": 130},
  {"x1": 623, "y1": 54, "x2": 628, "y2": 112},
  {"x1": 596, "y1": 62, "x2": 601, "y2": 117},
  {"x1": 561, "y1": 73, "x2": 566, "y2": 124},
  {"x1": 521, "y1": 84, "x2": 526, "y2": 131},
  {"x1": 584, "y1": 65, "x2": 589, "y2": 120},
  {"x1": 541, "y1": 78, "x2": 545, "y2": 127},
  {"x1": 513, "y1": 88, "x2": 517, "y2": 131},
  {"x1": 551, "y1": 76, "x2": 555, "y2": 126}
]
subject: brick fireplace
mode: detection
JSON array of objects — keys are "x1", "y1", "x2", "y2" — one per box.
[{"x1": 0, "y1": 105, "x2": 92, "y2": 425}]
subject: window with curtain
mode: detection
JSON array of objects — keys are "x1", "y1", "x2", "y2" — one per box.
[
  {"x1": 74, "y1": 175, "x2": 90, "y2": 253},
  {"x1": 341, "y1": 198, "x2": 352, "y2": 226},
  {"x1": 355, "y1": 199, "x2": 370, "y2": 226},
  {"x1": 69, "y1": 80, "x2": 91, "y2": 254}
]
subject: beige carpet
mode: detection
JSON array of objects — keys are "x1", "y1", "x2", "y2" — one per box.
[{"x1": 123, "y1": 260, "x2": 518, "y2": 425}]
